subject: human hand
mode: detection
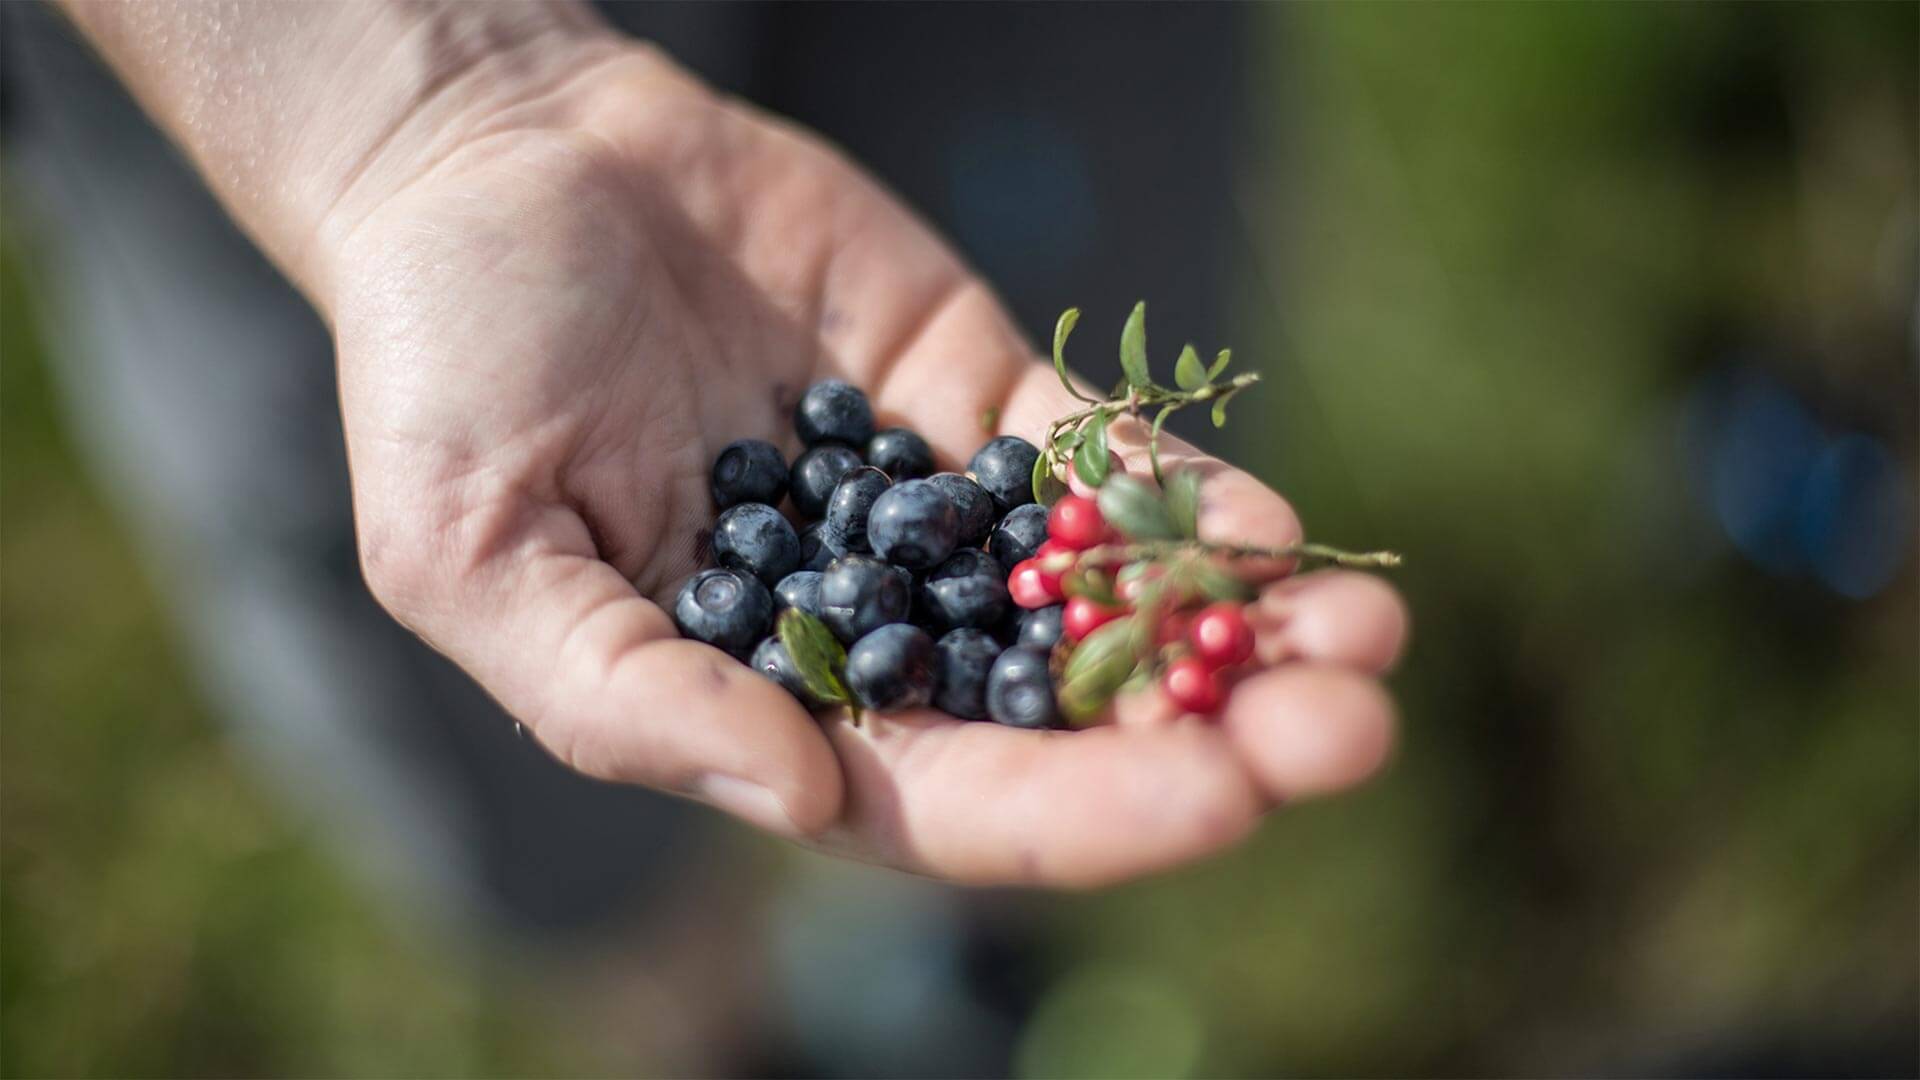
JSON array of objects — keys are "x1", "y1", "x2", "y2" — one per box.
[{"x1": 311, "y1": 42, "x2": 1409, "y2": 887}]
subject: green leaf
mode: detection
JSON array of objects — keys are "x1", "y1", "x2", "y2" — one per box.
[
  {"x1": 1211, "y1": 394, "x2": 1231, "y2": 428},
  {"x1": 1192, "y1": 560, "x2": 1256, "y2": 604},
  {"x1": 1174, "y1": 344, "x2": 1207, "y2": 391},
  {"x1": 1051, "y1": 427, "x2": 1085, "y2": 455},
  {"x1": 777, "y1": 608, "x2": 850, "y2": 705},
  {"x1": 1165, "y1": 469, "x2": 1202, "y2": 539},
  {"x1": 1073, "y1": 411, "x2": 1111, "y2": 488},
  {"x1": 1148, "y1": 404, "x2": 1176, "y2": 487},
  {"x1": 1051, "y1": 308, "x2": 1100, "y2": 404},
  {"x1": 1096, "y1": 474, "x2": 1179, "y2": 541},
  {"x1": 1031, "y1": 447, "x2": 1068, "y2": 506},
  {"x1": 1061, "y1": 567, "x2": 1118, "y2": 606},
  {"x1": 1207, "y1": 348, "x2": 1232, "y2": 381},
  {"x1": 1058, "y1": 617, "x2": 1139, "y2": 725},
  {"x1": 1119, "y1": 301, "x2": 1152, "y2": 390}
]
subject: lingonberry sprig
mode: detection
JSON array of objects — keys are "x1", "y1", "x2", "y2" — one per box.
[
  {"x1": 1035, "y1": 302, "x2": 1263, "y2": 497},
  {"x1": 1012, "y1": 302, "x2": 1400, "y2": 723}
]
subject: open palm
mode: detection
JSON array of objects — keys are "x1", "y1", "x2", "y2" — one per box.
[{"x1": 326, "y1": 48, "x2": 1406, "y2": 887}]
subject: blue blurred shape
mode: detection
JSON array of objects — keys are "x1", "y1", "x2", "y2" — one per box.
[
  {"x1": 1797, "y1": 433, "x2": 1913, "y2": 599},
  {"x1": 1695, "y1": 370, "x2": 1824, "y2": 575},
  {"x1": 944, "y1": 114, "x2": 1098, "y2": 294}
]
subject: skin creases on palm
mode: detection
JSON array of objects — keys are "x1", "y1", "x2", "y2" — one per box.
[{"x1": 326, "y1": 53, "x2": 1408, "y2": 887}]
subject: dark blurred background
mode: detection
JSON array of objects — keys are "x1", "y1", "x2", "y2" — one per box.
[{"x1": 3, "y1": 3, "x2": 1914, "y2": 1077}]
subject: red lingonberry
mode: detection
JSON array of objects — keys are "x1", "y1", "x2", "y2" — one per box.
[
  {"x1": 1162, "y1": 656, "x2": 1224, "y2": 714},
  {"x1": 1155, "y1": 609, "x2": 1193, "y2": 647},
  {"x1": 1008, "y1": 558, "x2": 1065, "y2": 609},
  {"x1": 1061, "y1": 596, "x2": 1126, "y2": 641},
  {"x1": 1047, "y1": 494, "x2": 1109, "y2": 550},
  {"x1": 1034, "y1": 539, "x2": 1076, "y2": 566},
  {"x1": 1189, "y1": 602, "x2": 1255, "y2": 668}
]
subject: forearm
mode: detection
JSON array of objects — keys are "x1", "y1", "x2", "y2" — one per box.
[{"x1": 58, "y1": 0, "x2": 620, "y2": 302}]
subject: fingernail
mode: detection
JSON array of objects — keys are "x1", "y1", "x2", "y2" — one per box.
[{"x1": 692, "y1": 773, "x2": 798, "y2": 835}]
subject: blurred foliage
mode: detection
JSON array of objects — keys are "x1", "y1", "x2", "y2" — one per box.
[
  {"x1": 1023, "y1": 4, "x2": 1915, "y2": 1077},
  {"x1": 0, "y1": 235, "x2": 616, "y2": 1076},
  {"x1": 4, "y1": 4, "x2": 1916, "y2": 1078}
]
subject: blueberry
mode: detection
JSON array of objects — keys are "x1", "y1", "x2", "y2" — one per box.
[
  {"x1": 797, "y1": 519, "x2": 845, "y2": 572},
  {"x1": 968, "y1": 435, "x2": 1041, "y2": 513},
  {"x1": 987, "y1": 502, "x2": 1051, "y2": 567},
  {"x1": 824, "y1": 466, "x2": 891, "y2": 553},
  {"x1": 795, "y1": 379, "x2": 876, "y2": 447},
  {"x1": 986, "y1": 644, "x2": 1060, "y2": 729},
  {"x1": 927, "y1": 472, "x2": 996, "y2": 547},
  {"x1": 673, "y1": 568, "x2": 774, "y2": 658},
  {"x1": 711, "y1": 439, "x2": 788, "y2": 510},
  {"x1": 865, "y1": 427, "x2": 935, "y2": 481},
  {"x1": 818, "y1": 553, "x2": 911, "y2": 643},
  {"x1": 918, "y1": 548, "x2": 1010, "y2": 633},
  {"x1": 844, "y1": 623, "x2": 936, "y2": 712},
  {"x1": 1017, "y1": 603, "x2": 1066, "y2": 649},
  {"x1": 790, "y1": 444, "x2": 863, "y2": 520},
  {"x1": 752, "y1": 635, "x2": 830, "y2": 708},
  {"x1": 773, "y1": 570, "x2": 824, "y2": 618},
  {"x1": 867, "y1": 478, "x2": 960, "y2": 570},
  {"x1": 933, "y1": 628, "x2": 1004, "y2": 720},
  {"x1": 711, "y1": 502, "x2": 800, "y2": 586}
]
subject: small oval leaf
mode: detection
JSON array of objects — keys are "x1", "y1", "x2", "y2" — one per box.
[
  {"x1": 1073, "y1": 411, "x2": 1111, "y2": 488},
  {"x1": 778, "y1": 608, "x2": 850, "y2": 704},
  {"x1": 1148, "y1": 404, "x2": 1176, "y2": 486},
  {"x1": 1119, "y1": 301, "x2": 1152, "y2": 390},
  {"x1": 1208, "y1": 348, "x2": 1232, "y2": 381},
  {"x1": 1058, "y1": 617, "x2": 1138, "y2": 724},
  {"x1": 1031, "y1": 447, "x2": 1068, "y2": 506},
  {"x1": 1096, "y1": 474, "x2": 1180, "y2": 541},
  {"x1": 1052, "y1": 308, "x2": 1099, "y2": 404},
  {"x1": 1211, "y1": 395, "x2": 1231, "y2": 428},
  {"x1": 1174, "y1": 344, "x2": 1207, "y2": 391},
  {"x1": 1192, "y1": 560, "x2": 1257, "y2": 604},
  {"x1": 1165, "y1": 469, "x2": 1202, "y2": 539}
]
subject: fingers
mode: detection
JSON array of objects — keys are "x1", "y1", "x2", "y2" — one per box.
[
  {"x1": 1221, "y1": 665, "x2": 1397, "y2": 801},
  {"x1": 363, "y1": 513, "x2": 844, "y2": 837},
  {"x1": 820, "y1": 714, "x2": 1264, "y2": 888},
  {"x1": 1251, "y1": 571, "x2": 1411, "y2": 674}
]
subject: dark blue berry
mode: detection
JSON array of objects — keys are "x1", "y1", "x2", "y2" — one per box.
[
  {"x1": 797, "y1": 519, "x2": 845, "y2": 572},
  {"x1": 818, "y1": 553, "x2": 911, "y2": 643},
  {"x1": 968, "y1": 435, "x2": 1040, "y2": 513},
  {"x1": 927, "y1": 472, "x2": 996, "y2": 547},
  {"x1": 795, "y1": 379, "x2": 876, "y2": 447},
  {"x1": 752, "y1": 635, "x2": 830, "y2": 708},
  {"x1": 711, "y1": 439, "x2": 787, "y2": 510},
  {"x1": 917, "y1": 548, "x2": 1009, "y2": 633},
  {"x1": 986, "y1": 644, "x2": 1060, "y2": 729},
  {"x1": 933, "y1": 628, "x2": 1004, "y2": 720},
  {"x1": 867, "y1": 478, "x2": 960, "y2": 570},
  {"x1": 844, "y1": 623, "x2": 936, "y2": 712},
  {"x1": 673, "y1": 568, "x2": 773, "y2": 658},
  {"x1": 773, "y1": 570, "x2": 824, "y2": 618},
  {"x1": 712, "y1": 502, "x2": 800, "y2": 586},
  {"x1": 1017, "y1": 603, "x2": 1066, "y2": 649},
  {"x1": 824, "y1": 466, "x2": 891, "y2": 553},
  {"x1": 865, "y1": 427, "x2": 935, "y2": 481},
  {"x1": 988, "y1": 502, "x2": 1051, "y2": 567},
  {"x1": 790, "y1": 444, "x2": 863, "y2": 520}
]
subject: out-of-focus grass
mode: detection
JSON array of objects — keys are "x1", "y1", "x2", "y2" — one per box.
[{"x1": 0, "y1": 234, "x2": 610, "y2": 1077}]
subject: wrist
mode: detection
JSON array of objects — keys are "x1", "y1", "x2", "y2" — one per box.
[{"x1": 61, "y1": 0, "x2": 626, "y2": 302}]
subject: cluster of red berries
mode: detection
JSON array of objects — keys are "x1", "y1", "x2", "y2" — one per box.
[{"x1": 1006, "y1": 493, "x2": 1256, "y2": 715}]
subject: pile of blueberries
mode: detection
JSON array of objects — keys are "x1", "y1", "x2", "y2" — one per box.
[{"x1": 673, "y1": 380, "x2": 1066, "y2": 728}]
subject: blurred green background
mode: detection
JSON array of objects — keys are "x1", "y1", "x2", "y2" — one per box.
[{"x1": 3, "y1": 3, "x2": 1914, "y2": 1077}]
